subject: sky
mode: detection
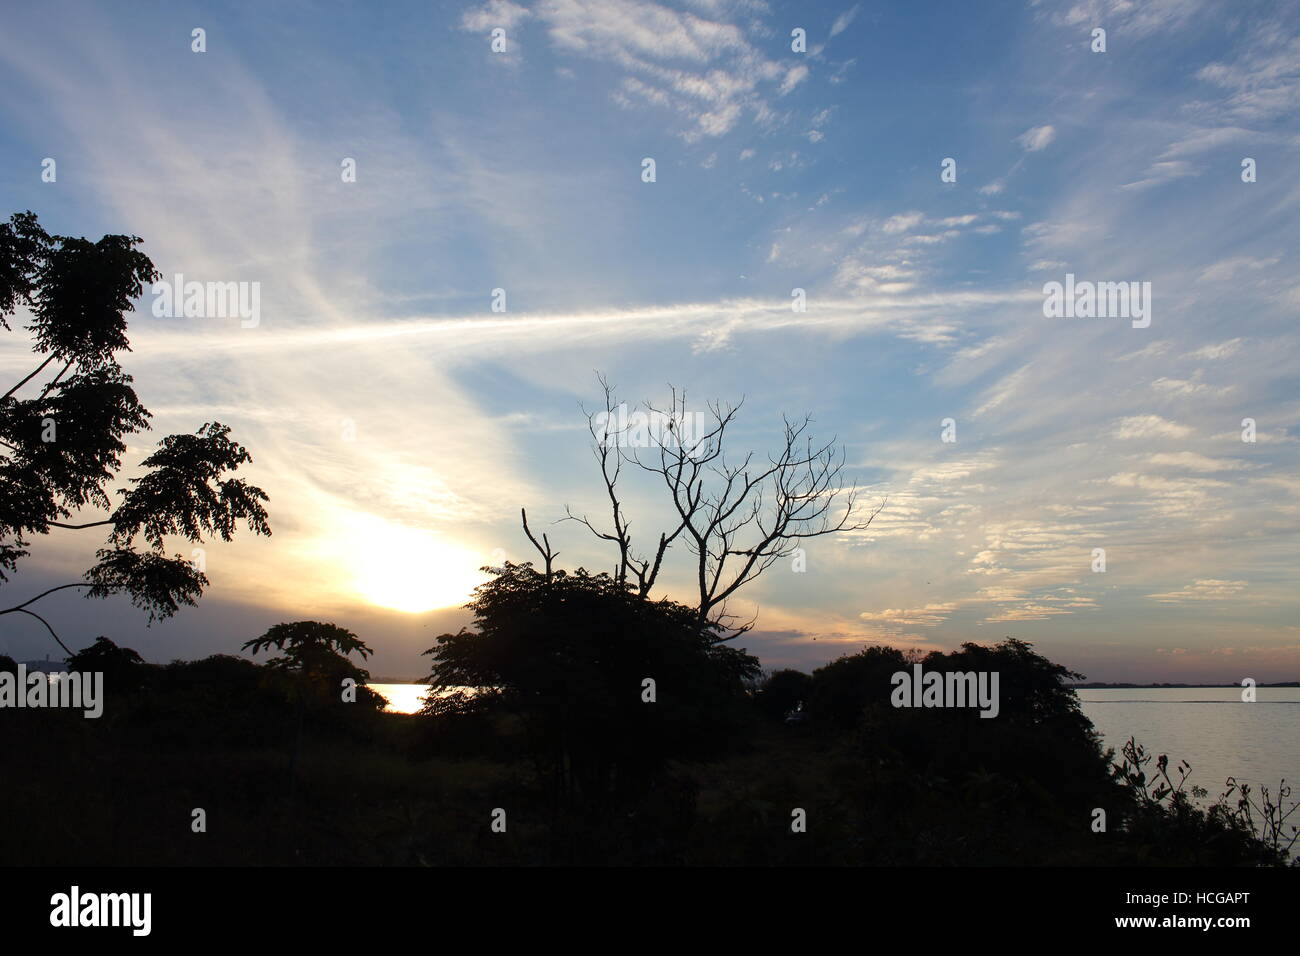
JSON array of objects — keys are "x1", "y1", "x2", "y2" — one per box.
[{"x1": 1, "y1": 0, "x2": 1298, "y2": 683}]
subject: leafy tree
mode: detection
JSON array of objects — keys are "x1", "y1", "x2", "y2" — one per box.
[
  {"x1": 0, "y1": 211, "x2": 271, "y2": 654},
  {"x1": 423, "y1": 562, "x2": 761, "y2": 799},
  {"x1": 804, "y1": 644, "x2": 911, "y2": 730},
  {"x1": 66, "y1": 635, "x2": 149, "y2": 691},
  {"x1": 243, "y1": 620, "x2": 379, "y2": 706}
]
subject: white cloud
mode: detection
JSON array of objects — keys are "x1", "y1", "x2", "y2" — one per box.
[
  {"x1": 1016, "y1": 124, "x2": 1055, "y2": 151},
  {"x1": 532, "y1": 0, "x2": 804, "y2": 140},
  {"x1": 830, "y1": 5, "x2": 861, "y2": 38},
  {"x1": 1120, "y1": 160, "x2": 1195, "y2": 191},
  {"x1": 1046, "y1": 0, "x2": 1210, "y2": 38},
  {"x1": 1197, "y1": 256, "x2": 1280, "y2": 283},
  {"x1": 461, "y1": 0, "x2": 532, "y2": 31},
  {"x1": 859, "y1": 602, "x2": 957, "y2": 627},
  {"x1": 1148, "y1": 452, "x2": 1246, "y2": 472},
  {"x1": 1184, "y1": 339, "x2": 1242, "y2": 360},
  {"x1": 881, "y1": 211, "x2": 925, "y2": 234},
  {"x1": 1113, "y1": 415, "x2": 1192, "y2": 440},
  {"x1": 1147, "y1": 580, "x2": 1248, "y2": 603},
  {"x1": 780, "y1": 64, "x2": 809, "y2": 94}
]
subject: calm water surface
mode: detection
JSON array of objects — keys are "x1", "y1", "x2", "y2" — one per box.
[{"x1": 1076, "y1": 687, "x2": 1299, "y2": 801}]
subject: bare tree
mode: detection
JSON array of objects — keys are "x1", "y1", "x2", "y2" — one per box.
[{"x1": 538, "y1": 375, "x2": 882, "y2": 639}]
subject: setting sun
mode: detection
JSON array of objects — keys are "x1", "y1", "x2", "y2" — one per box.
[{"x1": 347, "y1": 517, "x2": 488, "y2": 614}]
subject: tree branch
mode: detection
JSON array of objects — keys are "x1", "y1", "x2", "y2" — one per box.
[
  {"x1": 8, "y1": 607, "x2": 73, "y2": 657},
  {"x1": 520, "y1": 507, "x2": 557, "y2": 582},
  {"x1": 2, "y1": 353, "x2": 57, "y2": 403},
  {"x1": 0, "y1": 582, "x2": 94, "y2": 613}
]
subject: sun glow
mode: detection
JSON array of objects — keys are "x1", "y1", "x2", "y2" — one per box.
[{"x1": 345, "y1": 516, "x2": 489, "y2": 614}]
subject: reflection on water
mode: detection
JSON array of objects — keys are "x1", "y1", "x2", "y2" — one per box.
[{"x1": 368, "y1": 683, "x2": 472, "y2": 714}]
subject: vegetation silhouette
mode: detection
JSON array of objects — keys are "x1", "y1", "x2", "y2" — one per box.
[
  {"x1": 243, "y1": 620, "x2": 382, "y2": 707},
  {"x1": 0, "y1": 211, "x2": 270, "y2": 655},
  {"x1": 0, "y1": 215, "x2": 1294, "y2": 866},
  {"x1": 67, "y1": 634, "x2": 148, "y2": 692},
  {"x1": 2, "y1": 613, "x2": 1295, "y2": 865},
  {"x1": 545, "y1": 375, "x2": 881, "y2": 635},
  {"x1": 421, "y1": 561, "x2": 761, "y2": 806}
]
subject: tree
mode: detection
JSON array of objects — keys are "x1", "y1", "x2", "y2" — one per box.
[
  {"x1": 805, "y1": 644, "x2": 911, "y2": 730},
  {"x1": 422, "y1": 562, "x2": 761, "y2": 799},
  {"x1": 66, "y1": 635, "x2": 150, "y2": 692},
  {"x1": 0, "y1": 211, "x2": 271, "y2": 654},
  {"x1": 548, "y1": 376, "x2": 881, "y2": 636},
  {"x1": 242, "y1": 620, "x2": 374, "y2": 690}
]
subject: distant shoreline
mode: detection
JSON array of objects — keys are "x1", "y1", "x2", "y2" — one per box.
[{"x1": 367, "y1": 678, "x2": 425, "y2": 685}]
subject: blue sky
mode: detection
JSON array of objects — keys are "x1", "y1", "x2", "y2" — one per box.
[{"x1": 2, "y1": 0, "x2": 1299, "y2": 682}]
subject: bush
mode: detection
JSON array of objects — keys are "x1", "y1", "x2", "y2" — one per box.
[{"x1": 422, "y1": 562, "x2": 761, "y2": 800}]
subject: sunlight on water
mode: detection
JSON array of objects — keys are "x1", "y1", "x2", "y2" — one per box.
[{"x1": 368, "y1": 683, "x2": 472, "y2": 714}]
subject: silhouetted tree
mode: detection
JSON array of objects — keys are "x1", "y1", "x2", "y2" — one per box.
[
  {"x1": 66, "y1": 635, "x2": 150, "y2": 692},
  {"x1": 805, "y1": 644, "x2": 911, "y2": 730},
  {"x1": 0, "y1": 211, "x2": 271, "y2": 655},
  {"x1": 539, "y1": 376, "x2": 881, "y2": 635},
  {"x1": 423, "y1": 562, "x2": 761, "y2": 799},
  {"x1": 243, "y1": 620, "x2": 377, "y2": 704}
]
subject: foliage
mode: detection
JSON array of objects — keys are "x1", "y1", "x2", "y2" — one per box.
[
  {"x1": 1111, "y1": 737, "x2": 1295, "y2": 866},
  {"x1": 422, "y1": 561, "x2": 761, "y2": 799},
  {"x1": 66, "y1": 635, "x2": 148, "y2": 692},
  {"x1": 243, "y1": 620, "x2": 383, "y2": 710},
  {"x1": 0, "y1": 211, "x2": 270, "y2": 648},
  {"x1": 2, "y1": 630, "x2": 1292, "y2": 866}
]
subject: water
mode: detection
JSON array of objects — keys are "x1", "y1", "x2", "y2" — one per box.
[
  {"x1": 369, "y1": 683, "x2": 431, "y2": 715},
  {"x1": 368, "y1": 683, "x2": 474, "y2": 714},
  {"x1": 369, "y1": 683, "x2": 1300, "y2": 799},
  {"x1": 1076, "y1": 687, "x2": 1299, "y2": 802}
]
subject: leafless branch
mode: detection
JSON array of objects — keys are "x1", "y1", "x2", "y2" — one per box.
[
  {"x1": 520, "y1": 507, "x2": 557, "y2": 582},
  {"x1": 559, "y1": 377, "x2": 883, "y2": 635}
]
